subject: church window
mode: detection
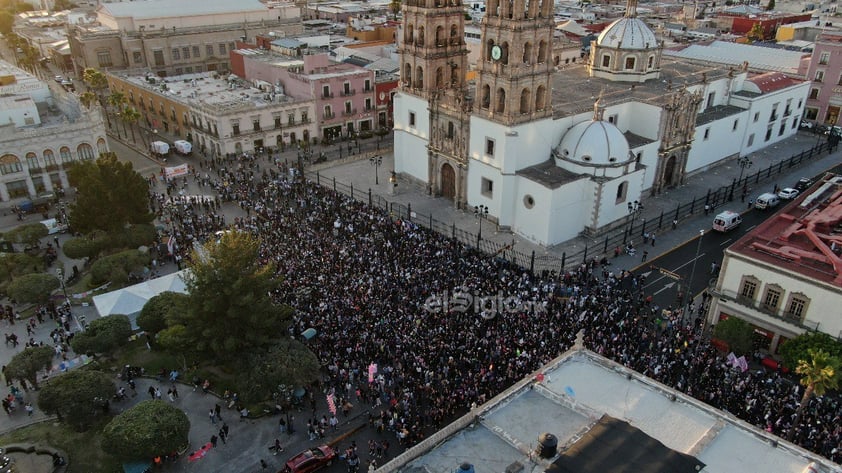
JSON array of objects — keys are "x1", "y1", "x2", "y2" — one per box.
[
  {"x1": 418, "y1": 27, "x2": 425, "y2": 45},
  {"x1": 765, "y1": 125, "x2": 772, "y2": 141},
  {"x1": 481, "y1": 85, "x2": 491, "y2": 109},
  {"x1": 415, "y1": 66, "x2": 424, "y2": 88},
  {"x1": 520, "y1": 88, "x2": 530, "y2": 114},
  {"x1": 448, "y1": 122, "x2": 455, "y2": 138},
  {"x1": 537, "y1": 40, "x2": 548, "y2": 63},
  {"x1": 481, "y1": 177, "x2": 494, "y2": 196},
  {"x1": 616, "y1": 181, "x2": 628, "y2": 204},
  {"x1": 703, "y1": 127, "x2": 710, "y2": 140},
  {"x1": 648, "y1": 55, "x2": 654, "y2": 69},
  {"x1": 733, "y1": 119, "x2": 739, "y2": 131},
  {"x1": 436, "y1": 67, "x2": 444, "y2": 88},
  {"x1": 624, "y1": 56, "x2": 635, "y2": 70},
  {"x1": 602, "y1": 55, "x2": 611, "y2": 68},
  {"x1": 403, "y1": 63, "x2": 411, "y2": 86},
  {"x1": 451, "y1": 25, "x2": 458, "y2": 43},
  {"x1": 409, "y1": 112, "x2": 416, "y2": 127},
  {"x1": 535, "y1": 86, "x2": 546, "y2": 111},
  {"x1": 436, "y1": 26, "x2": 445, "y2": 46},
  {"x1": 407, "y1": 25, "x2": 414, "y2": 43},
  {"x1": 495, "y1": 88, "x2": 506, "y2": 113},
  {"x1": 523, "y1": 195, "x2": 535, "y2": 209},
  {"x1": 485, "y1": 138, "x2": 495, "y2": 157},
  {"x1": 522, "y1": 42, "x2": 532, "y2": 64},
  {"x1": 501, "y1": 42, "x2": 510, "y2": 65},
  {"x1": 747, "y1": 133, "x2": 755, "y2": 146}
]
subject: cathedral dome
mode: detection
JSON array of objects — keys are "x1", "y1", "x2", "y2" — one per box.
[
  {"x1": 596, "y1": 17, "x2": 658, "y2": 50},
  {"x1": 556, "y1": 120, "x2": 631, "y2": 166}
]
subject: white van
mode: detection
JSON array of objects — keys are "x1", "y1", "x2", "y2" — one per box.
[
  {"x1": 754, "y1": 193, "x2": 780, "y2": 210},
  {"x1": 713, "y1": 211, "x2": 742, "y2": 232}
]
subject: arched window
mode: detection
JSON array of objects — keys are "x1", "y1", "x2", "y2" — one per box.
[
  {"x1": 495, "y1": 88, "x2": 506, "y2": 113},
  {"x1": 648, "y1": 55, "x2": 654, "y2": 69},
  {"x1": 501, "y1": 42, "x2": 510, "y2": 65},
  {"x1": 522, "y1": 42, "x2": 532, "y2": 64},
  {"x1": 77, "y1": 143, "x2": 95, "y2": 160},
  {"x1": 435, "y1": 26, "x2": 445, "y2": 46},
  {"x1": 450, "y1": 63, "x2": 460, "y2": 85},
  {"x1": 403, "y1": 63, "x2": 412, "y2": 86},
  {"x1": 415, "y1": 66, "x2": 424, "y2": 89},
  {"x1": 59, "y1": 146, "x2": 72, "y2": 163},
  {"x1": 407, "y1": 25, "x2": 414, "y2": 44},
  {"x1": 97, "y1": 138, "x2": 108, "y2": 154},
  {"x1": 616, "y1": 181, "x2": 628, "y2": 203},
  {"x1": 43, "y1": 149, "x2": 56, "y2": 167},
  {"x1": 435, "y1": 67, "x2": 444, "y2": 88},
  {"x1": 417, "y1": 26, "x2": 425, "y2": 45},
  {"x1": 537, "y1": 40, "x2": 548, "y2": 63},
  {"x1": 624, "y1": 56, "x2": 636, "y2": 70},
  {"x1": 0, "y1": 154, "x2": 22, "y2": 175},
  {"x1": 447, "y1": 121, "x2": 455, "y2": 138},
  {"x1": 25, "y1": 152, "x2": 39, "y2": 170},
  {"x1": 450, "y1": 25, "x2": 458, "y2": 43},
  {"x1": 520, "y1": 88, "x2": 530, "y2": 114},
  {"x1": 535, "y1": 85, "x2": 546, "y2": 111},
  {"x1": 486, "y1": 40, "x2": 495, "y2": 61},
  {"x1": 481, "y1": 84, "x2": 491, "y2": 109}
]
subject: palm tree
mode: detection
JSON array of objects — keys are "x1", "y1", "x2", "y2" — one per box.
[
  {"x1": 787, "y1": 349, "x2": 840, "y2": 441},
  {"x1": 82, "y1": 68, "x2": 110, "y2": 127},
  {"x1": 108, "y1": 91, "x2": 127, "y2": 137},
  {"x1": 79, "y1": 91, "x2": 98, "y2": 109},
  {"x1": 122, "y1": 106, "x2": 141, "y2": 143}
]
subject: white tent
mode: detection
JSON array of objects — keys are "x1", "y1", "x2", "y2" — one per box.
[{"x1": 93, "y1": 270, "x2": 189, "y2": 329}]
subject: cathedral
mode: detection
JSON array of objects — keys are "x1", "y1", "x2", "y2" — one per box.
[{"x1": 393, "y1": 0, "x2": 809, "y2": 245}]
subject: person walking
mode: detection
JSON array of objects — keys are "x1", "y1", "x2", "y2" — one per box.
[
  {"x1": 218, "y1": 428, "x2": 227, "y2": 445},
  {"x1": 210, "y1": 434, "x2": 218, "y2": 448},
  {"x1": 209, "y1": 409, "x2": 217, "y2": 424},
  {"x1": 272, "y1": 438, "x2": 284, "y2": 455}
]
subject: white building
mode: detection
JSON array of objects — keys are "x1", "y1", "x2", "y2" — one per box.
[
  {"x1": 708, "y1": 174, "x2": 842, "y2": 354},
  {"x1": 0, "y1": 60, "x2": 107, "y2": 202},
  {"x1": 393, "y1": 0, "x2": 810, "y2": 246}
]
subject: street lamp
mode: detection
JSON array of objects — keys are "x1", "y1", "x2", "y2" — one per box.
[
  {"x1": 474, "y1": 204, "x2": 489, "y2": 247},
  {"x1": 370, "y1": 155, "x2": 383, "y2": 185},
  {"x1": 737, "y1": 156, "x2": 752, "y2": 182},
  {"x1": 684, "y1": 229, "x2": 705, "y2": 314},
  {"x1": 626, "y1": 200, "x2": 643, "y2": 243}
]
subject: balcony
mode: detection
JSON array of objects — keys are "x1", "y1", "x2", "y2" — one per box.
[
  {"x1": 322, "y1": 92, "x2": 334, "y2": 99},
  {"x1": 341, "y1": 88, "x2": 356, "y2": 97},
  {"x1": 29, "y1": 167, "x2": 44, "y2": 175},
  {"x1": 784, "y1": 108, "x2": 792, "y2": 117},
  {"x1": 362, "y1": 86, "x2": 373, "y2": 93},
  {"x1": 769, "y1": 114, "x2": 778, "y2": 122},
  {"x1": 714, "y1": 289, "x2": 818, "y2": 330},
  {"x1": 324, "y1": 111, "x2": 335, "y2": 119},
  {"x1": 342, "y1": 108, "x2": 357, "y2": 117},
  {"x1": 364, "y1": 105, "x2": 374, "y2": 112}
]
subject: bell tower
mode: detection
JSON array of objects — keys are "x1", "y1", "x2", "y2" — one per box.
[{"x1": 474, "y1": 0, "x2": 555, "y2": 125}]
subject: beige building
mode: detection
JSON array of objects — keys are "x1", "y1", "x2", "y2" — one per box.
[{"x1": 67, "y1": 0, "x2": 303, "y2": 77}]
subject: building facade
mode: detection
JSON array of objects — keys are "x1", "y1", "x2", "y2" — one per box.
[
  {"x1": 804, "y1": 31, "x2": 842, "y2": 126},
  {"x1": 67, "y1": 0, "x2": 302, "y2": 77},
  {"x1": 0, "y1": 60, "x2": 107, "y2": 202}
]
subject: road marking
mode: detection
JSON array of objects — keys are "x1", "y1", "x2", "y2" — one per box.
[
  {"x1": 643, "y1": 253, "x2": 705, "y2": 289},
  {"x1": 719, "y1": 238, "x2": 732, "y2": 247},
  {"x1": 653, "y1": 282, "x2": 676, "y2": 295},
  {"x1": 745, "y1": 225, "x2": 758, "y2": 231}
]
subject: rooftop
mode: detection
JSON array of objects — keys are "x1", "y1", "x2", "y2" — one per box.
[
  {"x1": 387, "y1": 349, "x2": 838, "y2": 473},
  {"x1": 663, "y1": 41, "x2": 808, "y2": 74},
  {"x1": 99, "y1": 0, "x2": 269, "y2": 20},
  {"x1": 728, "y1": 173, "x2": 842, "y2": 287},
  {"x1": 516, "y1": 160, "x2": 587, "y2": 189}
]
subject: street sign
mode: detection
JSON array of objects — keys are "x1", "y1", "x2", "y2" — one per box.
[{"x1": 659, "y1": 268, "x2": 682, "y2": 280}]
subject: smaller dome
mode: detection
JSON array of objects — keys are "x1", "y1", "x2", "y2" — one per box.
[
  {"x1": 597, "y1": 17, "x2": 658, "y2": 50},
  {"x1": 557, "y1": 120, "x2": 631, "y2": 166}
]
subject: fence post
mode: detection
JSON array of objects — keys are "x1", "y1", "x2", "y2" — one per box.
[
  {"x1": 690, "y1": 196, "x2": 696, "y2": 214},
  {"x1": 333, "y1": 177, "x2": 336, "y2": 192},
  {"x1": 641, "y1": 218, "x2": 646, "y2": 237},
  {"x1": 658, "y1": 210, "x2": 664, "y2": 229},
  {"x1": 407, "y1": 203, "x2": 412, "y2": 221},
  {"x1": 530, "y1": 250, "x2": 535, "y2": 274},
  {"x1": 561, "y1": 252, "x2": 566, "y2": 270},
  {"x1": 674, "y1": 205, "x2": 680, "y2": 222},
  {"x1": 452, "y1": 222, "x2": 456, "y2": 239},
  {"x1": 368, "y1": 188, "x2": 372, "y2": 206},
  {"x1": 603, "y1": 236, "x2": 609, "y2": 253},
  {"x1": 728, "y1": 178, "x2": 736, "y2": 202},
  {"x1": 583, "y1": 243, "x2": 588, "y2": 263},
  {"x1": 704, "y1": 189, "x2": 710, "y2": 207},
  {"x1": 429, "y1": 214, "x2": 433, "y2": 229},
  {"x1": 316, "y1": 172, "x2": 320, "y2": 185},
  {"x1": 350, "y1": 183, "x2": 354, "y2": 199}
]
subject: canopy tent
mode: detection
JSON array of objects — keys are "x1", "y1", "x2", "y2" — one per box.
[{"x1": 93, "y1": 270, "x2": 189, "y2": 329}]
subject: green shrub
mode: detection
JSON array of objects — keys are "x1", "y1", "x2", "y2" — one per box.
[{"x1": 89, "y1": 249, "x2": 150, "y2": 286}]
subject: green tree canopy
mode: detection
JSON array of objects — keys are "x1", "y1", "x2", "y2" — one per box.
[
  {"x1": 37, "y1": 369, "x2": 114, "y2": 431},
  {"x1": 89, "y1": 249, "x2": 150, "y2": 286},
  {"x1": 0, "y1": 11, "x2": 14, "y2": 36},
  {"x1": 102, "y1": 400, "x2": 190, "y2": 460},
  {"x1": 713, "y1": 316, "x2": 755, "y2": 355},
  {"x1": 0, "y1": 253, "x2": 43, "y2": 282},
  {"x1": 788, "y1": 349, "x2": 841, "y2": 440},
  {"x1": 780, "y1": 332, "x2": 842, "y2": 370},
  {"x1": 238, "y1": 339, "x2": 321, "y2": 403},
  {"x1": 67, "y1": 153, "x2": 153, "y2": 234},
  {"x1": 6, "y1": 345, "x2": 54, "y2": 389},
  {"x1": 5, "y1": 222, "x2": 48, "y2": 247},
  {"x1": 7, "y1": 273, "x2": 59, "y2": 304},
  {"x1": 70, "y1": 314, "x2": 132, "y2": 355},
  {"x1": 61, "y1": 231, "x2": 110, "y2": 260},
  {"x1": 180, "y1": 231, "x2": 290, "y2": 361},
  {"x1": 138, "y1": 291, "x2": 189, "y2": 334}
]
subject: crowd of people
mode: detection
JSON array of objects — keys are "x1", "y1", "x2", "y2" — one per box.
[{"x1": 158, "y1": 152, "x2": 842, "y2": 466}]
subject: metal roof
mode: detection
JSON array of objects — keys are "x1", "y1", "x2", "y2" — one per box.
[{"x1": 100, "y1": 0, "x2": 268, "y2": 20}]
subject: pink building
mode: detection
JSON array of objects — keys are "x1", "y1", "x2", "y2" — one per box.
[
  {"x1": 805, "y1": 31, "x2": 842, "y2": 126},
  {"x1": 231, "y1": 50, "x2": 376, "y2": 140}
]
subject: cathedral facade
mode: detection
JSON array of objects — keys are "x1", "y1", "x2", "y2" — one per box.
[{"x1": 393, "y1": 0, "x2": 810, "y2": 245}]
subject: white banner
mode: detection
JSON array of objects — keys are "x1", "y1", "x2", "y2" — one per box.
[{"x1": 165, "y1": 164, "x2": 189, "y2": 178}]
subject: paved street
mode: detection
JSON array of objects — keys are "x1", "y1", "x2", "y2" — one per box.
[{"x1": 0, "y1": 127, "x2": 840, "y2": 472}]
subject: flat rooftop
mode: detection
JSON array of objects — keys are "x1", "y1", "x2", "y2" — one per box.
[
  {"x1": 99, "y1": 0, "x2": 269, "y2": 20},
  {"x1": 728, "y1": 173, "x2": 842, "y2": 287},
  {"x1": 663, "y1": 41, "x2": 808, "y2": 74},
  {"x1": 388, "y1": 349, "x2": 837, "y2": 473}
]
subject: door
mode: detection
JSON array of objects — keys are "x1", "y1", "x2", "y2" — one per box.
[
  {"x1": 440, "y1": 163, "x2": 455, "y2": 200},
  {"x1": 663, "y1": 155, "x2": 677, "y2": 187}
]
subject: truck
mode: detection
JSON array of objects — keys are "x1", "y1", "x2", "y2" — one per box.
[
  {"x1": 173, "y1": 140, "x2": 192, "y2": 156},
  {"x1": 150, "y1": 141, "x2": 170, "y2": 156}
]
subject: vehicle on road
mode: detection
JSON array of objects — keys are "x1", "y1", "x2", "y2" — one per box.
[
  {"x1": 794, "y1": 177, "x2": 814, "y2": 192},
  {"x1": 282, "y1": 445, "x2": 336, "y2": 473},
  {"x1": 777, "y1": 188, "x2": 799, "y2": 200},
  {"x1": 712, "y1": 210, "x2": 742, "y2": 232},
  {"x1": 754, "y1": 192, "x2": 780, "y2": 210}
]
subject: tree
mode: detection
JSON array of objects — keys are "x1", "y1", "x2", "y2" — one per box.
[
  {"x1": 389, "y1": 0, "x2": 401, "y2": 19},
  {"x1": 79, "y1": 91, "x2": 98, "y2": 109},
  {"x1": 180, "y1": 231, "x2": 290, "y2": 361},
  {"x1": 7, "y1": 273, "x2": 59, "y2": 304},
  {"x1": 70, "y1": 314, "x2": 132, "y2": 355},
  {"x1": 138, "y1": 291, "x2": 189, "y2": 334},
  {"x1": 712, "y1": 316, "x2": 754, "y2": 355},
  {"x1": 5, "y1": 346, "x2": 54, "y2": 389},
  {"x1": 67, "y1": 153, "x2": 153, "y2": 234},
  {"x1": 4, "y1": 222, "x2": 49, "y2": 247},
  {"x1": 107, "y1": 92, "x2": 127, "y2": 138},
  {"x1": 37, "y1": 370, "x2": 114, "y2": 431},
  {"x1": 102, "y1": 400, "x2": 190, "y2": 460},
  {"x1": 779, "y1": 332, "x2": 842, "y2": 370},
  {"x1": 62, "y1": 232, "x2": 109, "y2": 260},
  {"x1": 89, "y1": 249, "x2": 150, "y2": 285},
  {"x1": 52, "y1": 0, "x2": 79, "y2": 10},
  {"x1": 788, "y1": 349, "x2": 840, "y2": 441},
  {"x1": 238, "y1": 338, "x2": 321, "y2": 403},
  {"x1": 0, "y1": 11, "x2": 14, "y2": 36},
  {"x1": 747, "y1": 23, "x2": 764, "y2": 42},
  {"x1": 82, "y1": 68, "x2": 110, "y2": 127},
  {"x1": 122, "y1": 106, "x2": 141, "y2": 143},
  {"x1": 0, "y1": 252, "x2": 43, "y2": 282},
  {"x1": 766, "y1": 0, "x2": 775, "y2": 10}
]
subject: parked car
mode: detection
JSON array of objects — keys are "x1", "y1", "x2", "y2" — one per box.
[
  {"x1": 754, "y1": 193, "x2": 780, "y2": 210},
  {"x1": 794, "y1": 177, "x2": 814, "y2": 192},
  {"x1": 54, "y1": 75, "x2": 63, "y2": 83},
  {"x1": 282, "y1": 446, "x2": 336, "y2": 473},
  {"x1": 777, "y1": 188, "x2": 799, "y2": 200}
]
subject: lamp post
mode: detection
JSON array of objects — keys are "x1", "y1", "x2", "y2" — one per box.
[
  {"x1": 474, "y1": 204, "x2": 488, "y2": 247},
  {"x1": 370, "y1": 155, "x2": 383, "y2": 185},
  {"x1": 684, "y1": 229, "x2": 705, "y2": 314},
  {"x1": 626, "y1": 200, "x2": 643, "y2": 243},
  {"x1": 737, "y1": 156, "x2": 752, "y2": 182}
]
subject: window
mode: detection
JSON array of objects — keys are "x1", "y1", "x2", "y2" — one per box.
[
  {"x1": 762, "y1": 285, "x2": 782, "y2": 312},
  {"x1": 252, "y1": 118, "x2": 260, "y2": 132},
  {"x1": 232, "y1": 122, "x2": 240, "y2": 135},
  {"x1": 485, "y1": 138, "x2": 495, "y2": 156},
  {"x1": 747, "y1": 133, "x2": 755, "y2": 147},
  {"x1": 707, "y1": 92, "x2": 715, "y2": 108},
  {"x1": 133, "y1": 51, "x2": 143, "y2": 63},
  {"x1": 364, "y1": 79, "x2": 371, "y2": 92},
  {"x1": 804, "y1": 107, "x2": 818, "y2": 120},
  {"x1": 809, "y1": 88, "x2": 820, "y2": 100},
  {"x1": 43, "y1": 149, "x2": 56, "y2": 166},
  {"x1": 301, "y1": 110, "x2": 308, "y2": 122},
  {"x1": 218, "y1": 43, "x2": 227, "y2": 55},
  {"x1": 815, "y1": 70, "x2": 824, "y2": 82},
  {"x1": 274, "y1": 115, "x2": 282, "y2": 129},
  {"x1": 409, "y1": 112, "x2": 416, "y2": 127},
  {"x1": 180, "y1": 47, "x2": 189, "y2": 59},
  {"x1": 739, "y1": 277, "x2": 758, "y2": 300},
  {"x1": 481, "y1": 178, "x2": 493, "y2": 197},
  {"x1": 608, "y1": 114, "x2": 618, "y2": 124},
  {"x1": 365, "y1": 98, "x2": 372, "y2": 110},
  {"x1": 206, "y1": 45, "x2": 214, "y2": 57},
  {"x1": 820, "y1": 51, "x2": 830, "y2": 65},
  {"x1": 523, "y1": 195, "x2": 535, "y2": 209},
  {"x1": 779, "y1": 122, "x2": 787, "y2": 136},
  {"x1": 732, "y1": 119, "x2": 738, "y2": 131},
  {"x1": 703, "y1": 127, "x2": 710, "y2": 140},
  {"x1": 193, "y1": 46, "x2": 200, "y2": 58},
  {"x1": 185, "y1": 66, "x2": 193, "y2": 74},
  {"x1": 602, "y1": 55, "x2": 610, "y2": 68},
  {"x1": 153, "y1": 50, "x2": 165, "y2": 66},
  {"x1": 343, "y1": 82, "x2": 351, "y2": 95},
  {"x1": 770, "y1": 104, "x2": 778, "y2": 121},
  {"x1": 765, "y1": 126, "x2": 773, "y2": 141},
  {"x1": 344, "y1": 101, "x2": 352, "y2": 114},
  {"x1": 785, "y1": 294, "x2": 809, "y2": 320},
  {"x1": 77, "y1": 143, "x2": 95, "y2": 160},
  {"x1": 288, "y1": 113, "x2": 295, "y2": 125},
  {"x1": 753, "y1": 112, "x2": 759, "y2": 122},
  {"x1": 175, "y1": 68, "x2": 183, "y2": 76},
  {"x1": 322, "y1": 85, "x2": 331, "y2": 98},
  {"x1": 624, "y1": 56, "x2": 635, "y2": 70},
  {"x1": 96, "y1": 50, "x2": 113, "y2": 68},
  {"x1": 0, "y1": 154, "x2": 22, "y2": 175},
  {"x1": 172, "y1": 48, "x2": 180, "y2": 60},
  {"x1": 59, "y1": 147, "x2": 72, "y2": 163},
  {"x1": 26, "y1": 152, "x2": 38, "y2": 170},
  {"x1": 616, "y1": 181, "x2": 628, "y2": 203},
  {"x1": 324, "y1": 105, "x2": 333, "y2": 118}
]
